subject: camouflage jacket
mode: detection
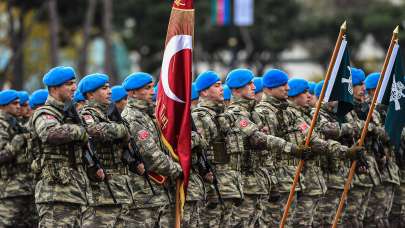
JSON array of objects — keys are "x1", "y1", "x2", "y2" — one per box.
[
  {"x1": 347, "y1": 99, "x2": 381, "y2": 187},
  {"x1": 0, "y1": 110, "x2": 33, "y2": 198},
  {"x1": 216, "y1": 96, "x2": 295, "y2": 197},
  {"x1": 79, "y1": 100, "x2": 133, "y2": 206},
  {"x1": 399, "y1": 129, "x2": 405, "y2": 183},
  {"x1": 31, "y1": 96, "x2": 90, "y2": 205},
  {"x1": 122, "y1": 98, "x2": 182, "y2": 209}
]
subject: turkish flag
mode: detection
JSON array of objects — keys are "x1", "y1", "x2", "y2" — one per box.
[{"x1": 155, "y1": 0, "x2": 194, "y2": 214}]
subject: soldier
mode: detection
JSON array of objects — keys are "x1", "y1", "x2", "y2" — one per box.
[
  {"x1": 29, "y1": 89, "x2": 48, "y2": 111},
  {"x1": 343, "y1": 67, "x2": 382, "y2": 227},
  {"x1": 121, "y1": 72, "x2": 182, "y2": 227},
  {"x1": 73, "y1": 90, "x2": 86, "y2": 110},
  {"x1": 0, "y1": 90, "x2": 34, "y2": 227},
  {"x1": 76, "y1": 73, "x2": 135, "y2": 227},
  {"x1": 31, "y1": 66, "x2": 90, "y2": 227},
  {"x1": 308, "y1": 81, "x2": 317, "y2": 108},
  {"x1": 253, "y1": 77, "x2": 263, "y2": 103},
  {"x1": 18, "y1": 91, "x2": 31, "y2": 124},
  {"x1": 191, "y1": 82, "x2": 199, "y2": 109},
  {"x1": 219, "y1": 68, "x2": 315, "y2": 227},
  {"x1": 363, "y1": 72, "x2": 400, "y2": 227},
  {"x1": 111, "y1": 85, "x2": 128, "y2": 113},
  {"x1": 223, "y1": 84, "x2": 231, "y2": 107}
]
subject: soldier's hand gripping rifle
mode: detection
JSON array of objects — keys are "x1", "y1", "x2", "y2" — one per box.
[
  {"x1": 64, "y1": 101, "x2": 117, "y2": 204},
  {"x1": 107, "y1": 103, "x2": 156, "y2": 195},
  {"x1": 191, "y1": 120, "x2": 224, "y2": 205}
]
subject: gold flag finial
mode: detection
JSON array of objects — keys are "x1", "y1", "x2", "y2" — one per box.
[
  {"x1": 394, "y1": 25, "x2": 399, "y2": 39},
  {"x1": 340, "y1": 21, "x2": 347, "y2": 32},
  {"x1": 174, "y1": 0, "x2": 185, "y2": 6}
]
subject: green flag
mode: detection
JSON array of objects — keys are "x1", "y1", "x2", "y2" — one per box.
[
  {"x1": 323, "y1": 38, "x2": 354, "y2": 118},
  {"x1": 377, "y1": 43, "x2": 405, "y2": 148}
]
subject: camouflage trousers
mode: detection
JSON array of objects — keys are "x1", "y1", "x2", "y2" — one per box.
[
  {"x1": 292, "y1": 193, "x2": 321, "y2": 227},
  {"x1": 182, "y1": 200, "x2": 203, "y2": 228},
  {"x1": 364, "y1": 183, "x2": 395, "y2": 227},
  {"x1": 264, "y1": 192, "x2": 296, "y2": 228},
  {"x1": 82, "y1": 204, "x2": 136, "y2": 227},
  {"x1": 129, "y1": 204, "x2": 171, "y2": 228},
  {"x1": 0, "y1": 195, "x2": 37, "y2": 227},
  {"x1": 343, "y1": 186, "x2": 372, "y2": 227},
  {"x1": 37, "y1": 202, "x2": 83, "y2": 228},
  {"x1": 313, "y1": 188, "x2": 345, "y2": 227},
  {"x1": 389, "y1": 183, "x2": 405, "y2": 228},
  {"x1": 232, "y1": 194, "x2": 263, "y2": 227},
  {"x1": 201, "y1": 198, "x2": 241, "y2": 228}
]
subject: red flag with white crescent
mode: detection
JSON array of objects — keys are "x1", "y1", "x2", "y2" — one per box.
[{"x1": 155, "y1": 0, "x2": 193, "y2": 213}]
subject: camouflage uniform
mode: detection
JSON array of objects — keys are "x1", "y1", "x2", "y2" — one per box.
[
  {"x1": 122, "y1": 97, "x2": 182, "y2": 228},
  {"x1": 312, "y1": 103, "x2": 356, "y2": 227},
  {"x1": 390, "y1": 129, "x2": 405, "y2": 227},
  {"x1": 364, "y1": 104, "x2": 400, "y2": 227},
  {"x1": 78, "y1": 100, "x2": 134, "y2": 227},
  {"x1": 0, "y1": 110, "x2": 35, "y2": 227},
  {"x1": 343, "y1": 99, "x2": 382, "y2": 227},
  {"x1": 31, "y1": 96, "x2": 91, "y2": 227},
  {"x1": 217, "y1": 96, "x2": 298, "y2": 227}
]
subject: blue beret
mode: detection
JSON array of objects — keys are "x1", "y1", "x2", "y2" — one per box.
[
  {"x1": 226, "y1": 68, "x2": 254, "y2": 89},
  {"x1": 73, "y1": 90, "x2": 85, "y2": 102},
  {"x1": 288, "y1": 78, "x2": 309, "y2": 97},
  {"x1": 18, "y1": 91, "x2": 29, "y2": 105},
  {"x1": 191, "y1": 83, "x2": 199, "y2": 101},
  {"x1": 351, "y1": 67, "x2": 365, "y2": 86},
  {"x1": 253, "y1": 77, "x2": 263, "y2": 94},
  {"x1": 315, "y1": 80, "x2": 324, "y2": 98},
  {"x1": 123, "y1": 72, "x2": 153, "y2": 91},
  {"x1": 43, "y1": 66, "x2": 76, "y2": 87},
  {"x1": 365, "y1": 72, "x2": 380, "y2": 90},
  {"x1": 0, "y1": 89, "x2": 19, "y2": 106},
  {"x1": 195, "y1": 71, "x2": 221, "y2": 92},
  {"x1": 78, "y1": 73, "x2": 109, "y2": 95},
  {"x1": 308, "y1": 81, "x2": 316, "y2": 95},
  {"x1": 263, "y1": 69, "x2": 289, "y2": 88},
  {"x1": 152, "y1": 85, "x2": 158, "y2": 102},
  {"x1": 29, "y1": 89, "x2": 48, "y2": 109},
  {"x1": 111, "y1": 85, "x2": 128, "y2": 103},
  {"x1": 223, "y1": 85, "x2": 231, "y2": 101}
]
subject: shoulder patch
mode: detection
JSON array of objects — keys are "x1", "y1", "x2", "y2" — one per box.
[
  {"x1": 298, "y1": 122, "x2": 309, "y2": 133},
  {"x1": 239, "y1": 119, "x2": 249, "y2": 128},
  {"x1": 83, "y1": 114, "x2": 95, "y2": 124},
  {"x1": 45, "y1": 114, "x2": 56, "y2": 120},
  {"x1": 138, "y1": 130, "x2": 150, "y2": 141}
]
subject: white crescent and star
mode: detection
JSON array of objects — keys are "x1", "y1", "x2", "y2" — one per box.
[{"x1": 161, "y1": 35, "x2": 192, "y2": 103}]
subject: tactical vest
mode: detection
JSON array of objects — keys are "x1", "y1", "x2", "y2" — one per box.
[{"x1": 31, "y1": 105, "x2": 84, "y2": 170}]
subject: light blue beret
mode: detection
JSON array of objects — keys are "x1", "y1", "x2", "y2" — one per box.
[
  {"x1": 123, "y1": 72, "x2": 153, "y2": 91},
  {"x1": 78, "y1": 73, "x2": 109, "y2": 95},
  {"x1": 365, "y1": 72, "x2": 380, "y2": 90},
  {"x1": 223, "y1": 84, "x2": 231, "y2": 101},
  {"x1": 226, "y1": 68, "x2": 254, "y2": 89},
  {"x1": 195, "y1": 71, "x2": 221, "y2": 92},
  {"x1": 315, "y1": 80, "x2": 324, "y2": 98},
  {"x1": 29, "y1": 89, "x2": 48, "y2": 109},
  {"x1": 253, "y1": 77, "x2": 263, "y2": 94},
  {"x1": 43, "y1": 66, "x2": 76, "y2": 87},
  {"x1": 111, "y1": 85, "x2": 128, "y2": 102},
  {"x1": 0, "y1": 89, "x2": 19, "y2": 106},
  {"x1": 18, "y1": 91, "x2": 29, "y2": 105},
  {"x1": 191, "y1": 83, "x2": 199, "y2": 100},
  {"x1": 73, "y1": 90, "x2": 85, "y2": 102},
  {"x1": 288, "y1": 78, "x2": 309, "y2": 97},
  {"x1": 351, "y1": 67, "x2": 365, "y2": 86},
  {"x1": 263, "y1": 69, "x2": 289, "y2": 88},
  {"x1": 308, "y1": 81, "x2": 316, "y2": 95}
]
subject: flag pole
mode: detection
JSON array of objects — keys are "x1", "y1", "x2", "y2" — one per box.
[
  {"x1": 331, "y1": 25, "x2": 399, "y2": 228},
  {"x1": 279, "y1": 21, "x2": 347, "y2": 228},
  {"x1": 175, "y1": 178, "x2": 182, "y2": 228}
]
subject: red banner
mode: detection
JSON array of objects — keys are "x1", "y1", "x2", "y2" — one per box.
[{"x1": 155, "y1": 0, "x2": 194, "y2": 212}]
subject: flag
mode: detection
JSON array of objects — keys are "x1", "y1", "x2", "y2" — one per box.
[
  {"x1": 377, "y1": 43, "x2": 405, "y2": 148},
  {"x1": 211, "y1": 0, "x2": 231, "y2": 26},
  {"x1": 234, "y1": 0, "x2": 254, "y2": 26},
  {"x1": 155, "y1": 0, "x2": 193, "y2": 213},
  {"x1": 323, "y1": 38, "x2": 354, "y2": 119}
]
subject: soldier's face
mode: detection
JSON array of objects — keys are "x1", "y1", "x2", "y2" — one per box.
[
  {"x1": 270, "y1": 83, "x2": 289, "y2": 100},
  {"x1": 202, "y1": 82, "x2": 223, "y2": 102},
  {"x1": 1, "y1": 99, "x2": 20, "y2": 117},
  {"x1": 353, "y1": 83, "x2": 365, "y2": 101},
  {"x1": 308, "y1": 93, "x2": 317, "y2": 107},
  {"x1": 19, "y1": 101, "x2": 31, "y2": 118},
  {"x1": 115, "y1": 98, "x2": 128, "y2": 113},
  {"x1": 292, "y1": 90, "x2": 311, "y2": 107},
  {"x1": 240, "y1": 81, "x2": 256, "y2": 100},
  {"x1": 58, "y1": 79, "x2": 77, "y2": 102},
  {"x1": 92, "y1": 84, "x2": 112, "y2": 105}
]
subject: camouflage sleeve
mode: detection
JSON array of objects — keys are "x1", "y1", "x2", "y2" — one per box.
[
  {"x1": 0, "y1": 121, "x2": 15, "y2": 163},
  {"x1": 81, "y1": 113, "x2": 128, "y2": 141},
  {"x1": 34, "y1": 113, "x2": 85, "y2": 145},
  {"x1": 317, "y1": 115, "x2": 341, "y2": 140},
  {"x1": 191, "y1": 111, "x2": 212, "y2": 145}
]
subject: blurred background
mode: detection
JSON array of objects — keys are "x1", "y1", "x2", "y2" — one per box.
[{"x1": 1, "y1": 0, "x2": 405, "y2": 91}]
